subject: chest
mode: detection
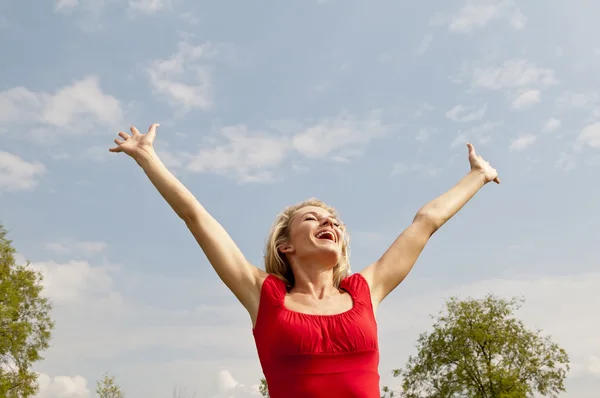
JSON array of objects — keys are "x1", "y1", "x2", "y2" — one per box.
[
  {"x1": 260, "y1": 304, "x2": 379, "y2": 356},
  {"x1": 283, "y1": 291, "x2": 354, "y2": 316}
]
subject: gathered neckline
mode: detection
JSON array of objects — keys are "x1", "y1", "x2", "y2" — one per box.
[{"x1": 281, "y1": 285, "x2": 358, "y2": 317}]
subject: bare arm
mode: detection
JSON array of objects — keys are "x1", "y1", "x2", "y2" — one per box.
[
  {"x1": 110, "y1": 124, "x2": 266, "y2": 316},
  {"x1": 361, "y1": 143, "x2": 499, "y2": 308}
]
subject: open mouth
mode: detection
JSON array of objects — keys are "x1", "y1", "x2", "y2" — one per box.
[{"x1": 315, "y1": 230, "x2": 336, "y2": 242}]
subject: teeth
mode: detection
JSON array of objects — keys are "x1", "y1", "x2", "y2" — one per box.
[{"x1": 316, "y1": 231, "x2": 335, "y2": 241}]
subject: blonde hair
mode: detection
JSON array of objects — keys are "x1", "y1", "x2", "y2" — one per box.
[{"x1": 264, "y1": 198, "x2": 351, "y2": 289}]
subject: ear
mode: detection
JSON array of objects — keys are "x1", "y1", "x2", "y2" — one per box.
[{"x1": 278, "y1": 242, "x2": 294, "y2": 254}]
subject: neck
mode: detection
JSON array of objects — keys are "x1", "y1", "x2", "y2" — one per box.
[{"x1": 289, "y1": 260, "x2": 338, "y2": 298}]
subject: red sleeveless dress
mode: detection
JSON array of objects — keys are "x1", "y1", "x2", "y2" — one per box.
[{"x1": 252, "y1": 273, "x2": 380, "y2": 398}]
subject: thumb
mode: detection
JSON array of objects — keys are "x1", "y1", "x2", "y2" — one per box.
[
  {"x1": 466, "y1": 142, "x2": 476, "y2": 157},
  {"x1": 147, "y1": 123, "x2": 159, "y2": 138}
]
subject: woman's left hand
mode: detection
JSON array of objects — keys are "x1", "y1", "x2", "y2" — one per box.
[{"x1": 467, "y1": 142, "x2": 500, "y2": 184}]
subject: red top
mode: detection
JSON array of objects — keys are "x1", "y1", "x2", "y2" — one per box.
[{"x1": 252, "y1": 273, "x2": 380, "y2": 398}]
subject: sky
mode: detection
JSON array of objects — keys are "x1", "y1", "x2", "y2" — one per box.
[{"x1": 1, "y1": 0, "x2": 600, "y2": 396}]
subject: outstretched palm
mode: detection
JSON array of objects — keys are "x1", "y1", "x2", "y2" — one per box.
[
  {"x1": 467, "y1": 142, "x2": 500, "y2": 184},
  {"x1": 109, "y1": 123, "x2": 159, "y2": 159}
]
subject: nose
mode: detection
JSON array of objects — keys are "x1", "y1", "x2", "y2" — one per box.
[{"x1": 321, "y1": 217, "x2": 334, "y2": 227}]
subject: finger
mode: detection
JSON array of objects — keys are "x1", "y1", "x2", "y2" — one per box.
[
  {"x1": 118, "y1": 132, "x2": 130, "y2": 140},
  {"x1": 130, "y1": 126, "x2": 140, "y2": 135},
  {"x1": 147, "y1": 123, "x2": 159, "y2": 137},
  {"x1": 109, "y1": 146, "x2": 122, "y2": 152},
  {"x1": 114, "y1": 138, "x2": 124, "y2": 145},
  {"x1": 467, "y1": 142, "x2": 476, "y2": 157}
]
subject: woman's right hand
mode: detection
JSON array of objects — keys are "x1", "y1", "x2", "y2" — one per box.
[{"x1": 109, "y1": 123, "x2": 159, "y2": 161}]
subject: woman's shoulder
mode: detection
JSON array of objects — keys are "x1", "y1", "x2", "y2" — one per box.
[{"x1": 340, "y1": 272, "x2": 369, "y2": 291}]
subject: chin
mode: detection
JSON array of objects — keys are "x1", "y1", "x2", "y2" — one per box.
[{"x1": 315, "y1": 250, "x2": 342, "y2": 269}]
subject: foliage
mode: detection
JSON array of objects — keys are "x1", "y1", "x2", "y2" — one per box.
[
  {"x1": 96, "y1": 373, "x2": 125, "y2": 398},
  {"x1": 384, "y1": 294, "x2": 569, "y2": 398},
  {"x1": 259, "y1": 377, "x2": 269, "y2": 397},
  {"x1": 0, "y1": 223, "x2": 54, "y2": 397}
]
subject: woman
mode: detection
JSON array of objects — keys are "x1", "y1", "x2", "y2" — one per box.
[{"x1": 109, "y1": 124, "x2": 499, "y2": 398}]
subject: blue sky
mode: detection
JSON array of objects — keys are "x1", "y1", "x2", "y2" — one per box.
[{"x1": 1, "y1": 0, "x2": 600, "y2": 396}]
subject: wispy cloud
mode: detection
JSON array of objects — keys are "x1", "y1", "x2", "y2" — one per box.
[
  {"x1": 45, "y1": 240, "x2": 108, "y2": 256},
  {"x1": 0, "y1": 151, "x2": 46, "y2": 192},
  {"x1": 416, "y1": 34, "x2": 433, "y2": 55},
  {"x1": 543, "y1": 118, "x2": 561, "y2": 133},
  {"x1": 0, "y1": 76, "x2": 123, "y2": 138},
  {"x1": 36, "y1": 373, "x2": 90, "y2": 398},
  {"x1": 128, "y1": 0, "x2": 170, "y2": 14},
  {"x1": 451, "y1": 121, "x2": 499, "y2": 148},
  {"x1": 147, "y1": 42, "x2": 215, "y2": 111},
  {"x1": 470, "y1": 59, "x2": 557, "y2": 90},
  {"x1": 415, "y1": 127, "x2": 435, "y2": 143},
  {"x1": 28, "y1": 259, "x2": 120, "y2": 306},
  {"x1": 511, "y1": 89, "x2": 541, "y2": 110},
  {"x1": 54, "y1": 0, "x2": 79, "y2": 11},
  {"x1": 509, "y1": 133, "x2": 536, "y2": 151},
  {"x1": 577, "y1": 122, "x2": 600, "y2": 149},
  {"x1": 176, "y1": 111, "x2": 393, "y2": 183},
  {"x1": 445, "y1": 104, "x2": 487, "y2": 122},
  {"x1": 555, "y1": 91, "x2": 598, "y2": 112},
  {"x1": 391, "y1": 163, "x2": 441, "y2": 177},
  {"x1": 291, "y1": 110, "x2": 389, "y2": 160},
  {"x1": 433, "y1": 0, "x2": 526, "y2": 33},
  {"x1": 186, "y1": 125, "x2": 290, "y2": 183}
]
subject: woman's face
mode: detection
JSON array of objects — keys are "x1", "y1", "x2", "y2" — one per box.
[{"x1": 280, "y1": 206, "x2": 344, "y2": 268}]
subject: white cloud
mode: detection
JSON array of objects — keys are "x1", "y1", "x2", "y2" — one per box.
[
  {"x1": 471, "y1": 59, "x2": 557, "y2": 90},
  {"x1": 445, "y1": 104, "x2": 487, "y2": 122},
  {"x1": 29, "y1": 260, "x2": 119, "y2": 306},
  {"x1": 448, "y1": 0, "x2": 526, "y2": 33},
  {"x1": 577, "y1": 122, "x2": 600, "y2": 149},
  {"x1": 509, "y1": 133, "x2": 536, "y2": 151},
  {"x1": 391, "y1": 163, "x2": 441, "y2": 177},
  {"x1": 415, "y1": 127, "x2": 435, "y2": 143},
  {"x1": 0, "y1": 76, "x2": 123, "y2": 135},
  {"x1": 176, "y1": 111, "x2": 391, "y2": 183},
  {"x1": 35, "y1": 373, "x2": 90, "y2": 398},
  {"x1": 292, "y1": 110, "x2": 389, "y2": 160},
  {"x1": 414, "y1": 102, "x2": 435, "y2": 118},
  {"x1": 186, "y1": 125, "x2": 290, "y2": 183},
  {"x1": 416, "y1": 34, "x2": 433, "y2": 55},
  {"x1": 556, "y1": 92, "x2": 598, "y2": 111},
  {"x1": 147, "y1": 42, "x2": 215, "y2": 111},
  {"x1": 128, "y1": 0, "x2": 169, "y2": 13},
  {"x1": 214, "y1": 370, "x2": 262, "y2": 398},
  {"x1": 0, "y1": 151, "x2": 46, "y2": 192},
  {"x1": 451, "y1": 122, "x2": 499, "y2": 148},
  {"x1": 556, "y1": 152, "x2": 576, "y2": 171},
  {"x1": 45, "y1": 240, "x2": 107, "y2": 256},
  {"x1": 55, "y1": 0, "x2": 79, "y2": 11},
  {"x1": 543, "y1": 117, "x2": 561, "y2": 133},
  {"x1": 511, "y1": 89, "x2": 541, "y2": 109}
]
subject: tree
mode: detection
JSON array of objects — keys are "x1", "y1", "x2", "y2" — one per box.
[
  {"x1": 96, "y1": 373, "x2": 125, "y2": 398},
  {"x1": 383, "y1": 294, "x2": 569, "y2": 398},
  {"x1": 0, "y1": 223, "x2": 54, "y2": 397},
  {"x1": 259, "y1": 377, "x2": 269, "y2": 397}
]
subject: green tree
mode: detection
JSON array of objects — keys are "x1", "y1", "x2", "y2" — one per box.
[
  {"x1": 259, "y1": 377, "x2": 269, "y2": 397},
  {"x1": 96, "y1": 373, "x2": 124, "y2": 398},
  {"x1": 0, "y1": 223, "x2": 54, "y2": 397},
  {"x1": 383, "y1": 294, "x2": 569, "y2": 398}
]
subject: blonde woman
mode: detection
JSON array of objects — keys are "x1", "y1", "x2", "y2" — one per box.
[{"x1": 110, "y1": 124, "x2": 500, "y2": 398}]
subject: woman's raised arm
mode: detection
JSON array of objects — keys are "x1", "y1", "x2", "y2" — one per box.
[
  {"x1": 360, "y1": 143, "x2": 500, "y2": 309},
  {"x1": 109, "y1": 124, "x2": 267, "y2": 315}
]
